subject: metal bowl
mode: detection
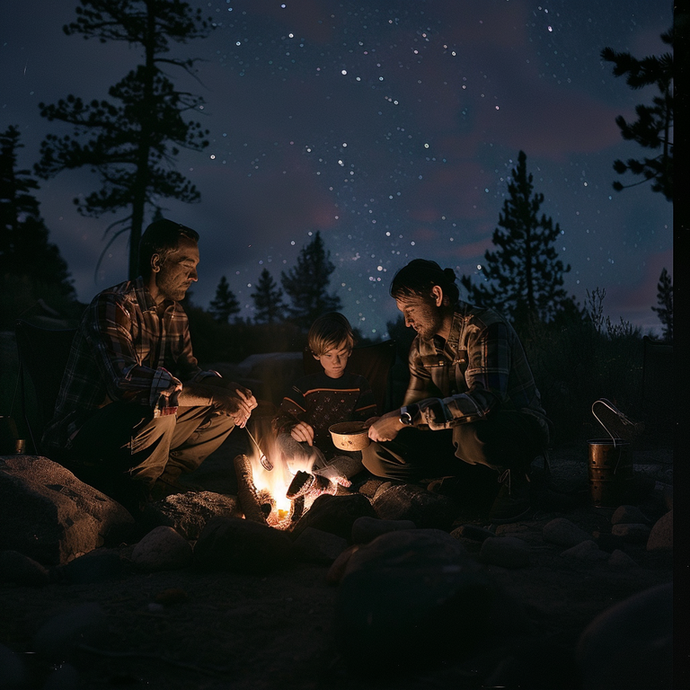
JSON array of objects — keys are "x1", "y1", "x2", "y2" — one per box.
[{"x1": 329, "y1": 421, "x2": 370, "y2": 451}]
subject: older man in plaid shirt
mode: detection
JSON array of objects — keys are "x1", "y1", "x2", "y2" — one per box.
[
  {"x1": 43, "y1": 219, "x2": 257, "y2": 511},
  {"x1": 364, "y1": 259, "x2": 550, "y2": 524}
]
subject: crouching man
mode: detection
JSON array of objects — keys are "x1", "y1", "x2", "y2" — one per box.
[
  {"x1": 364, "y1": 259, "x2": 550, "y2": 524},
  {"x1": 42, "y1": 219, "x2": 257, "y2": 511}
]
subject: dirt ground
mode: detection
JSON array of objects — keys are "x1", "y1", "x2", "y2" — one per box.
[{"x1": 0, "y1": 441, "x2": 674, "y2": 690}]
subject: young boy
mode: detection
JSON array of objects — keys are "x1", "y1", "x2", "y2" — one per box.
[{"x1": 272, "y1": 312, "x2": 376, "y2": 488}]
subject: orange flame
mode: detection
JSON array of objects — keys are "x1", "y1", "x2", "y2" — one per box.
[{"x1": 246, "y1": 434, "x2": 319, "y2": 527}]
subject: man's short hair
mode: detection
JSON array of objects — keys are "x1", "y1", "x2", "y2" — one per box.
[
  {"x1": 390, "y1": 259, "x2": 460, "y2": 304},
  {"x1": 138, "y1": 219, "x2": 199, "y2": 279},
  {"x1": 308, "y1": 312, "x2": 355, "y2": 356}
]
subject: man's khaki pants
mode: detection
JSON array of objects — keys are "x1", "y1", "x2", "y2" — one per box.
[{"x1": 67, "y1": 402, "x2": 236, "y2": 502}]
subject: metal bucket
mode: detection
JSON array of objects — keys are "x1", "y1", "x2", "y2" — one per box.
[
  {"x1": 587, "y1": 438, "x2": 634, "y2": 507},
  {"x1": 0, "y1": 416, "x2": 25, "y2": 455}
]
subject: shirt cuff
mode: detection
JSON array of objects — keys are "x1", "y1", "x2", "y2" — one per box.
[{"x1": 150, "y1": 368, "x2": 181, "y2": 416}]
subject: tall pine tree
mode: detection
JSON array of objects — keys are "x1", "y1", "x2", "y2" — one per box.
[
  {"x1": 601, "y1": 26, "x2": 673, "y2": 201},
  {"x1": 651, "y1": 267, "x2": 673, "y2": 341},
  {"x1": 208, "y1": 276, "x2": 240, "y2": 324},
  {"x1": 35, "y1": 0, "x2": 214, "y2": 279},
  {"x1": 281, "y1": 231, "x2": 341, "y2": 330},
  {"x1": 1, "y1": 125, "x2": 75, "y2": 323},
  {"x1": 461, "y1": 150, "x2": 571, "y2": 324},
  {"x1": 251, "y1": 268, "x2": 285, "y2": 324}
]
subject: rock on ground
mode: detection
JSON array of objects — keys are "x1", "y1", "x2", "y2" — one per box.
[{"x1": 0, "y1": 456, "x2": 134, "y2": 566}]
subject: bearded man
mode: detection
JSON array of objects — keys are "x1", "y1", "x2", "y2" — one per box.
[{"x1": 364, "y1": 259, "x2": 550, "y2": 523}]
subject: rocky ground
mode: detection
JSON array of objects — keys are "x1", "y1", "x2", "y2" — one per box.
[{"x1": 0, "y1": 438, "x2": 674, "y2": 690}]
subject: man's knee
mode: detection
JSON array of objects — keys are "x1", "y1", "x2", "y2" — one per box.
[{"x1": 361, "y1": 442, "x2": 395, "y2": 477}]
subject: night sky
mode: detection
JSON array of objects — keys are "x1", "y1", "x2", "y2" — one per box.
[{"x1": 1, "y1": 0, "x2": 673, "y2": 338}]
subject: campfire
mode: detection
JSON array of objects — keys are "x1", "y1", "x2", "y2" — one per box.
[{"x1": 233, "y1": 430, "x2": 337, "y2": 530}]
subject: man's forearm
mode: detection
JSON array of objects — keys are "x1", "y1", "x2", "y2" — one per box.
[{"x1": 176, "y1": 382, "x2": 218, "y2": 408}]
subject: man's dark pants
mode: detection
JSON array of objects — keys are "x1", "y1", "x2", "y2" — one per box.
[
  {"x1": 67, "y1": 402, "x2": 236, "y2": 504},
  {"x1": 361, "y1": 410, "x2": 545, "y2": 483}
]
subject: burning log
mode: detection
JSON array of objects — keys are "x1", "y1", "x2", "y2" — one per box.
[
  {"x1": 233, "y1": 454, "x2": 270, "y2": 524},
  {"x1": 287, "y1": 471, "x2": 337, "y2": 500}
]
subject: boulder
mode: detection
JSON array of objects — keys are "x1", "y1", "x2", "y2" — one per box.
[
  {"x1": 212, "y1": 352, "x2": 303, "y2": 407},
  {"x1": 611, "y1": 523, "x2": 651, "y2": 543},
  {"x1": 451, "y1": 524, "x2": 497, "y2": 543},
  {"x1": 576, "y1": 582, "x2": 672, "y2": 690},
  {"x1": 0, "y1": 456, "x2": 134, "y2": 566},
  {"x1": 351, "y1": 515, "x2": 416, "y2": 544},
  {"x1": 131, "y1": 526, "x2": 193, "y2": 571},
  {"x1": 611, "y1": 505, "x2": 650, "y2": 525},
  {"x1": 647, "y1": 510, "x2": 672, "y2": 551},
  {"x1": 543, "y1": 518, "x2": 591, "y2": 547},
  {"x1": 326, "y1": 545, "x2": 359, "y2": 585},
  {"x1": 291, "y1": 493, "x2": 377, "y2": 542},
  {"x1": 561, "y1": 540, "x2": 609, "y2": 562},
  {"x1": 57, "y1": 549, "x2": 133, "y2": 584},
  {"x1": 147, "y1": 491, "x2": 242, "y2": 540},
  {"x1": 194, "y1": 516, "x2": 293, "y2": 573},
  {"x1": 292, "y1": 527, "x2": 348, "y2": 564},
  {"x1": 335, "y1": 529, "x2": 529, "y2": 674},
  {"x1": 608, "y1": 549, "x2": 638, "y2": 568},
  {"x1": 342, "y1": 528, "x2": 470, "y2": 578},
  {"x1": 0, "y1": 549, "x2": 50, "y2": 587},
  {"x1": 372, "y1": 483, "x2": 457, "y2": 530}
]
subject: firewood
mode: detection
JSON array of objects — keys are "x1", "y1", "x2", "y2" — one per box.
[{"x1": 233, "y1": 454, "x2": 268, "y2": 524}]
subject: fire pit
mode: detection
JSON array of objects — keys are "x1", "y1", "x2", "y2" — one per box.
[{"x1": 233, "y1": 432, "x2": 332, "y2": 530}]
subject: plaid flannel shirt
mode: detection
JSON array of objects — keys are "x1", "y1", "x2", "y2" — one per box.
[
  {"x1": 403, "y1": 301, "x2": 549, "y2": 442},
  {"x1": 43, "y1": 278, "x2": 215, "y2": 450}
]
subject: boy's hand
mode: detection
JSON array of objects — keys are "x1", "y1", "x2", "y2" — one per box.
[{"x1": 291, "y1": 422, "x2": 315, "y2": 446}]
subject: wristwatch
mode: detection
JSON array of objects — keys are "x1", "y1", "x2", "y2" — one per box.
[{"x1": 399, "y1": 405, "x2": 415, "y2": 426}]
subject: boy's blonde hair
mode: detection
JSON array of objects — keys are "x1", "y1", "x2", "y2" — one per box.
[{"x1": 308, "y1": 312, "x2": 355, "y2": 356}]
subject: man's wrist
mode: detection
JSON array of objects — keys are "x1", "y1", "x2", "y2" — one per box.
[{"x1": 399, "y1": 404, "x2": 419, "y2": 426}]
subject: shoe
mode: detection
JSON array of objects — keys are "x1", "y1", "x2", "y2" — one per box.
[
  {"x1": 488, "y1": 468, "x2": 532, "y2": 524},
  {"x1": 427, "y1": 475, "x2": 464, "y2": 497}
]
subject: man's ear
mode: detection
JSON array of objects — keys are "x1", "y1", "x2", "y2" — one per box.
[
  {"x1": 430, "y1": 285, "x2": 444, "y2": 307},
  {"x1": 151, "y1": 253, "x2": 162, "y2": 273}
]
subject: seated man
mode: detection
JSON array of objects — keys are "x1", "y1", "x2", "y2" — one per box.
[
  {"x1": 364, "y1": 259, "x2": 550, "y2": 524},
  {"x1": 42, "y1": 219, "x2": 257, "y2": 511}
]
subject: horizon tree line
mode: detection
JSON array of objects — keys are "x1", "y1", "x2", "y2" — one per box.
[{"x1": 1, "y1": 121, "x2": 673, "y2": 341}]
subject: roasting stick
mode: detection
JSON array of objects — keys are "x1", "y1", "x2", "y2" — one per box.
[{"x1": 246, "y1": 427, "x2": 274, "y2": 471}]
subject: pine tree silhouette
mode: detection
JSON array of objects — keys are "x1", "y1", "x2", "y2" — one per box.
[
  {"x1": 35, "y1": 0, "x2": 214, "y2": 279},
  {"x1": 281, "y1": 231, "x2": 341, "y2": 330},
  {"x1": 1, "y1": 125, "x2": 75, "y2": 321},
  {"x1": 461, "y1": 151, "x2": 571, "y2": 324},
  {"x1": 209, "y1": 276, "x2": 240, "y2": 324},
  {"x1": 652, "y1": 268, "x2": 673, "y2": 341},
  {"x1": 251, "y1": 268, "x2": 285, "y2": 323},
  {"x1": 601, "y1": 26, "x2": 673, "y2": 200}
]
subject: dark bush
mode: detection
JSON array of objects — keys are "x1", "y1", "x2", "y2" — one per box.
[{"x1": 518, "y1": 311, "x2": 644, "y2": 445}]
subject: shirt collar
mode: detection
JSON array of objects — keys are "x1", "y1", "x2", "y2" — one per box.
[{"x1": 133, "y1": 276, "x2": 175, "y2": 314}]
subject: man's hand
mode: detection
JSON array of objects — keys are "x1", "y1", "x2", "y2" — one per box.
[
  {"x1": 175, "y1": 380, "x2": 257, "y2": 427},
  {"x1": 217, "y1": 386, "x2": 257, "y2": 428},
  {"x1": 291, "y1": 422, "x2": 315, "y2": 446},
  {"x1": 367, "y1": 409, "x2": 404, "y2": 442}
]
